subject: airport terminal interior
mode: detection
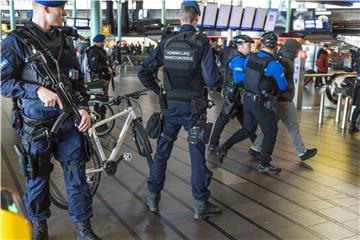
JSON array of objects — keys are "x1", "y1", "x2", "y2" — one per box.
[{"x1": 1, "y1": 0, "x2": 360, "y2": 239}]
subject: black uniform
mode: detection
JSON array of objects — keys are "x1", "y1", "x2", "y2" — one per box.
[
  {"x1": 219, "y1": 51, "x2": 288, "y2": 172},
  {"x1": 86, "y1": 45, "x2": 111, "y2": 80},
  {"x1": 209, "y1": 52, "x2": 256, "y2": 149}
]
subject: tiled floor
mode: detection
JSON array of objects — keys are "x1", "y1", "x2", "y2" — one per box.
[{"x1": 1, "y1": 70, "x2": 359, "y2": 239}]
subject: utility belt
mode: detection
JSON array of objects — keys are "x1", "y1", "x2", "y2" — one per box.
[
  {"x1": 22, "y1": 115, "x2": 58, "y2": 142},
  {"x1": 14, "y1": 114, "x2": 69, "y2": 180},
  {"x1": 244, "y1": 91, "x2": 277, "y2": 110},
  {"x1": 244, "y1": 91, "x2": 273, "y2": 102}
]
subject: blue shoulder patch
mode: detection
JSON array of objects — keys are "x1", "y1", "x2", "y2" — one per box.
[{"x1": 0, "y1": 58, "x2": 10, "y2": 70}]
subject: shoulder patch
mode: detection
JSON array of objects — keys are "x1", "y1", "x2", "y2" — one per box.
[{"x1": 0, "y1": 58, "x2": 10, "y2": 70}]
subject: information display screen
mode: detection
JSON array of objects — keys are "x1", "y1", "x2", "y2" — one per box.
[
  {"x1": 241, "y1": 7, "x2": 256, "y2": 30},
  {"x1": 304, "y1": 16, "x2": 330, "y2": 31},
  {"x1": 75, "y1": 18, "x2": 90, "y2": 29},
  {"x1": 264, "y1": 9, "x2": 278, "y2": 31},
  {"x1": 228, "y1": 6, "x2": 243, "y2": 29},
  {"x1": 197, "y1": 3, "x2": 205, "y2": 27},
  {"x1": 216, "y1": 5, "x2": 231, "y2": 29},
  {"x1": 292, "y1": 10, "x2": 315, "y2": 31},
  {"x1": 253, "y1": 8, "x2": 268, "y2": 30},
  {"x1": 202, "y1": 3, "x2": 218, "y2": 28}
]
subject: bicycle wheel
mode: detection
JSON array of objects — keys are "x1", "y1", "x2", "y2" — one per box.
[
  {"x1": 118, "y1": 99, "x2": 142, "y2": 120},
  {"x1": 49, "y1": 147, "x2": 102, "y2": 210},
  {"x1": 89, "y1": 101, "x2": 115, "y2": 136},
  {"x1": 132, "y1": 119, "x2": 153, "y2": 167}
]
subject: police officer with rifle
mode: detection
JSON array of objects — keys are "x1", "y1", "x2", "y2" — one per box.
[
  {"x1": 138, "y1": 0, "x2": 222, "y2": 220},
  {"x1": 217, "y1": 32, "x2": 288, "y2": 175},
  {"x1": 1, "y1": 1, "x2": 100, "y2": 239},
  {"x1": 208, "y1": 35, "x2": 256, "y2": 154}
]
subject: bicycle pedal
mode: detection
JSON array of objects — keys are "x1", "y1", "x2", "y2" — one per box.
[{"x1": 123, "y1": 152, "x2": 132, "y2": 161}]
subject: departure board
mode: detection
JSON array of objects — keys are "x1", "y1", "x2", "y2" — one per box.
[
  {"x1": 253, "y1": 8, "x2": 268, "y2": 30},
  {"x1": 197, "y1": 3, "x2": 205, "y2": 27},
  {"x1": 241, "y1": 7, "x2": 256, "y2": 30},
  {"x1": 264, "y1": 9, "x2": 278, "y2": 31},
  {"x1": 228, "y1": 6, "x2": 243, "y2": 29},
  {"x1": 202, "y1": 3, "x2": 218, "y2": 28},
  {"x1": 216, "y1": 5, "x2": 231, "y2": 29}
]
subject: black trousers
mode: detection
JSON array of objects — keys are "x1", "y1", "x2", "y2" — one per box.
[
  {"x1": 209, "y1": 103, "x2": 243, "y2": 147},
  {"x1": 223, "y1": 95, "x2": 278, "y2": 166}
]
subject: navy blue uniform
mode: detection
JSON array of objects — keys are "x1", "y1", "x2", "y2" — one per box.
[
  {"x1": 1, "y1": 22, "x2": 92, "y2": 223},
  {"x1": 138, "y1": 24, "x2": 221, "y2": 201},
  {"x1": 221, "y1": 51, "x2": 288, "y2": 166}
]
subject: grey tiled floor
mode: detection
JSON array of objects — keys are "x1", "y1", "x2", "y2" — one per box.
[{"x1": 2, "y1": 71, "x2": 359, "y2": 239}]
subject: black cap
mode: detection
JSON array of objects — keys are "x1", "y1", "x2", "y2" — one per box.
[{"x1": 283, "y1": 39, "x2": 302, "y2": 53}]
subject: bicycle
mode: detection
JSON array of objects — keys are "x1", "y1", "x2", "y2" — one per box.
[
  {"x1": 49, "y1": 89, "x2": 153, "y2": 210},
  {"x1": 86, "y1": 80, "x2": 143, "y2": 136}
]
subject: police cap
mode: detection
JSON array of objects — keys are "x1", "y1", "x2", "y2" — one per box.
[
  {"x1": 182, "y1": 0, "x2": 201, "y2": 16},
  {"x1": 93, "y1": 34, "x2": 106, "y2": 43},
  {"x1": 34, "y1": 1, "x2": 67, "y2": 7},
  {"x1": 233, "y1": 35, "x2": 255, "y2": 45},
  {"x1": 260, "y1": 32, "x2": 279, "y2": 49}
]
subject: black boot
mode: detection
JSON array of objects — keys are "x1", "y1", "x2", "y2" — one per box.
[
  {"x1": 208, "y1": 144, "x2": 219, "y2": 154},
  {"x1": 76, "y1": 219, "x2": 101, "y2": 240},
  {"x1": 193, "y1": 200, "x2": 222, "y2": 220},
  {"x1": 31, "y1": 220, "x2": 49, "y2": 240},
  {"x1": 217, "y1": 145, "x2": 228, "y2": 163},
  {"x1": 146, "y1": 191, "x2": 161, "y2": 212}
]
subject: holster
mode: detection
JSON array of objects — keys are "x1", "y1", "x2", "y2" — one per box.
[
  {"x1": 221, "y1": 97, "x2": 235, "y2": 115},
  {"x1": 263, "y1": 96, "x2": 277, "y2": 111},
  {"x1": 191, "y1": 97, "x2": 208, "y2": 114}
]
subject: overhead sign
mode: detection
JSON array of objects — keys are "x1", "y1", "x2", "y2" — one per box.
[{"x1": 102, "y1": 25, "x2": 111, "y2": 35}]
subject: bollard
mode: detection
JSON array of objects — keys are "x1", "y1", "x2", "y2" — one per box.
[
  {"x1": 318, "y1": 93, "x2": 325, "y2": 125},
  {"x1": 341, "y1": 96, "x2": 350, "y2": 129},
  {"x1": 349, "y1": 105, "x2": 355, "y2": 121},
  {"x1": 335, "y1": 93, "x2": 342, "y2": 124}
]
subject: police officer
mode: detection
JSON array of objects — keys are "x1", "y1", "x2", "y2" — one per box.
[
  {"x1": 87, "y1": 34, "x2": 113, "y2": 81},
  {"x1": 86, "y1": 34, "x2": 113, "y2": 124},
  {"x1": 138, "y1": 0, "x2": 222, "y2": 219},
  {"x1": 208, "y1": 35, "x2": 256, "y2": 153},
  {"x1": 1, "y1": 1, "x2": 100, "y2": 239},
  {"x1": 350, "y1": 49, "x2": 360, "y2": 134},
  {"x1": 218, "y1": 32, "x2": 288, "y2": 175},
  {"x1": 249, "y1": 39, "x2": 318, "y2": 161}
]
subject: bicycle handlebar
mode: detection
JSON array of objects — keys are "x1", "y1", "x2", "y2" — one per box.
[{"x1": 101, "y1": 88, "x2": 149, "y2": 107}]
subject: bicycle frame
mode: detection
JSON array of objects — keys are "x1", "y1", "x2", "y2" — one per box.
[{"x1": 87, "y1": 106, "x2": 137, "y2": 173}]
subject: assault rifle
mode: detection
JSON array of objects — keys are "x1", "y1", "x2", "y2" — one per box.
[{"x1": 24, "y1": 51, "x2": 92, "y2": 159}]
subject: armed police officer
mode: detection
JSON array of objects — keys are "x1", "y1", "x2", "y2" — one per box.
[
  {"x1": 218, "y1": 32, "x2": 288, "y2": 175},
  {"x1": 249, "y1": 39, "x2": 318, "y2": 161},
  {"x1": 86, "y1": 34, "x2": 113, "y2": 124},
  {"x1": 138, "y1": 0, "x2": 222, "y2": 220},
  {"x1": 208, "y1": 35, "x2": 256, "y2": 154},
  {"x1": 87, "y1": 34, "x2": 113, "y2": 81},
  {"x1": 1, "y1": 1, "x2": 100, "y2": 239}
]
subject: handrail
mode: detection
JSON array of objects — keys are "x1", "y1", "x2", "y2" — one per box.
[{"x1": 304, "y1": 72, "x2": 356, "y2": 77}]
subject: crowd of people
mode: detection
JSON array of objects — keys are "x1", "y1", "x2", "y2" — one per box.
[{"x1": 1, "y1": 0, "x2": 359, "y2": 240}]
